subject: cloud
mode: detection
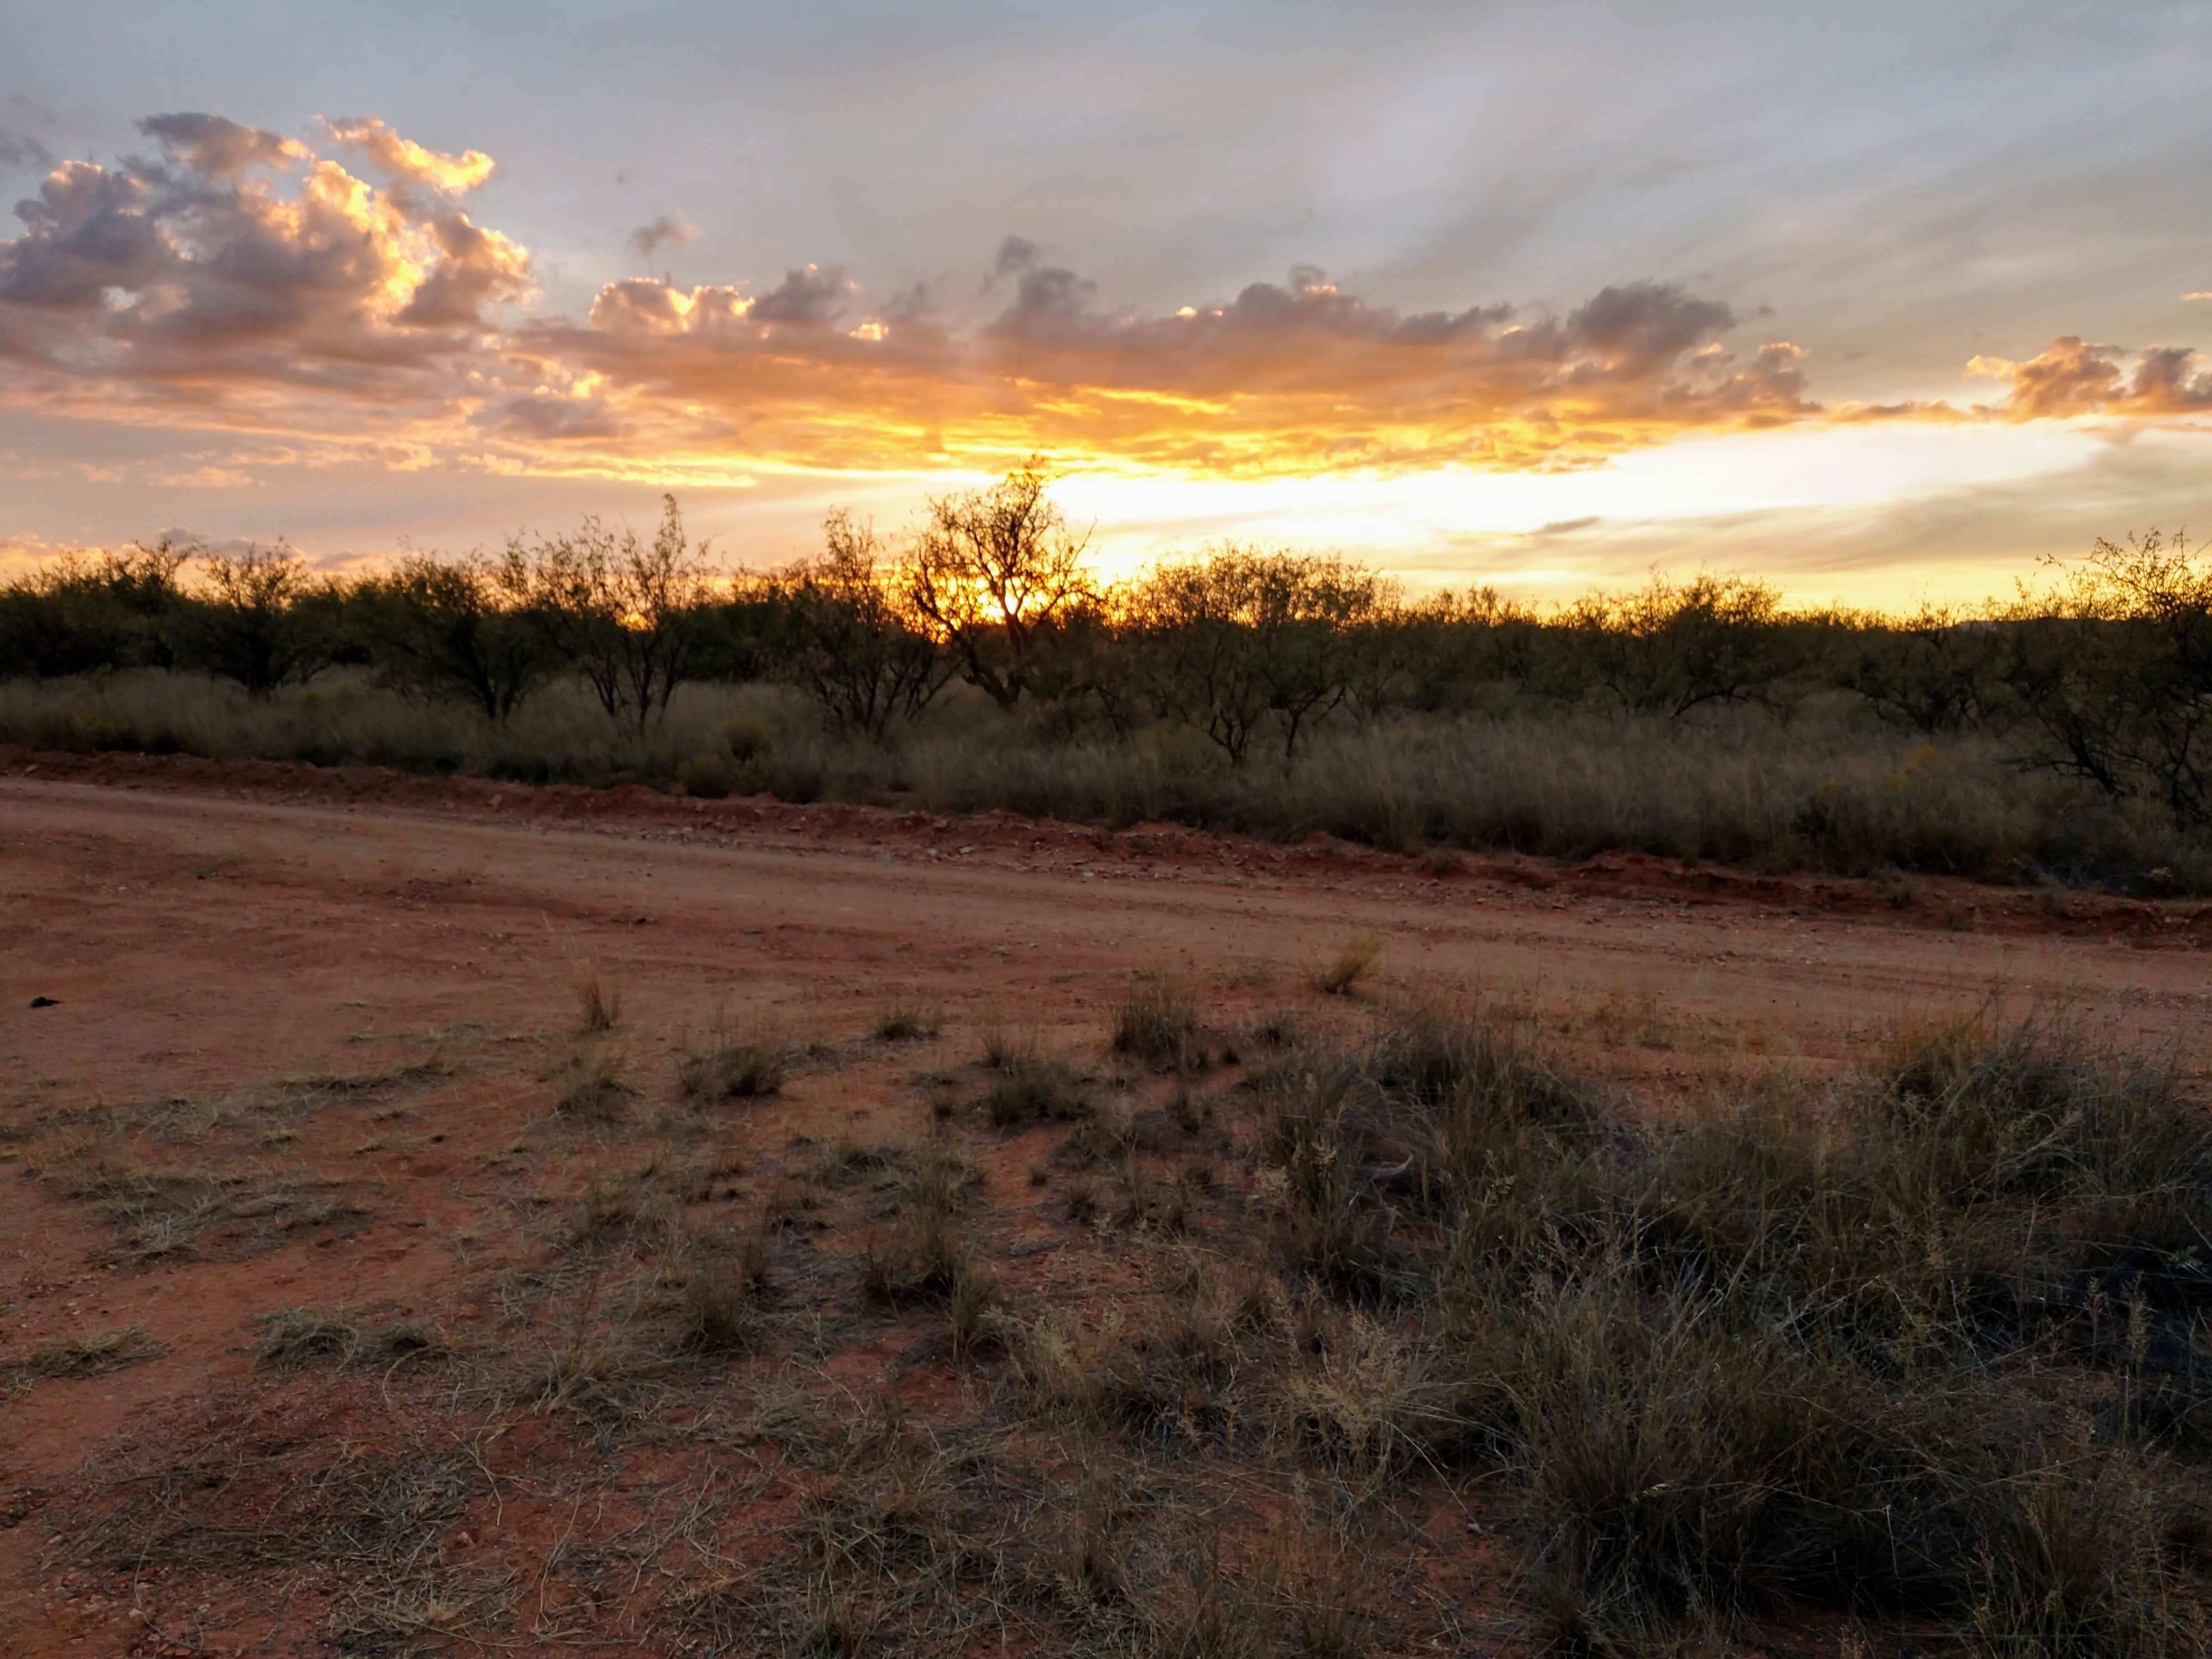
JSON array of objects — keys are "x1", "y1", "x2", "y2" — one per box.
[
  {"x1": 320, "y1": 116, "x2": 495, "y2": 194},
  {"x1": 749, "y1": 263, "x2": 851, "y2": 326},
  {"x1": 138, "y1": 112, "x2": 304, "y2": 178},
  {"x1": 395, "y1": 210, "x2": 531, "y2": 328},
  {"x1": 1970, "y1": 336, "x2": 2212, "y2": 418},
  {"x1": 6, "y1": 109, "x2": 2211, "y2": 491},
  {"x1": 522, "y1": 263, "x2": 1819, "y2": 475},
  {"x1": 629, "y1": 212, "x2": 697, "y2": 262},
  {"x1": 481, "y1": 388, "x2": 627, "y2": 441},
  {"x1": 0, "y1": 126, "x2": 52, "y2": 173},
  {"x1": 0, "y1": 112, "x2": 530, "y2": 429}
]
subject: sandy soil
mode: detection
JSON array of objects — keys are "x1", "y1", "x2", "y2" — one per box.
[{"x1": 3, "y1": 749, "x2": 2208, "y2": 1655}]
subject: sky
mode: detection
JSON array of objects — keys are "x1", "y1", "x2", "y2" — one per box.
[{"x1": 1, "y1": 0, "x2": 2208, "y2": 606}]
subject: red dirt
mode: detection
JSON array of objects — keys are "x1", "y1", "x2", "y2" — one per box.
[{"x1": 2, "y1": 749, "x2": 2208, "y2": 1655}]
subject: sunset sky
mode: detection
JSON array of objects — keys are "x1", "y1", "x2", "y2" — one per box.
[{"x1": 2, "y1": 1, "x2": 2208, "y2": 604}]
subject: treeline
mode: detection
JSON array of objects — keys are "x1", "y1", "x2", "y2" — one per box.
[{"x1": 6, "y1": 466, "x2": 2211, "y2": 833}]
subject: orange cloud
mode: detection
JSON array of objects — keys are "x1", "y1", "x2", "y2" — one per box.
[
  {"x1": 513, "y1": 264, "x2": 1817, "y2": 476},
  {"x1": 1969, "y1": 336, "x2": 2212, "y2": 418},
  {"x1": 320, "y1": 116, "x2": 497, "y2": 195}
]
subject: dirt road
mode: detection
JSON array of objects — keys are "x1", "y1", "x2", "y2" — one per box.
[{"x1": 4, "y1": 761, "x2": 2207, "y2": 1108}]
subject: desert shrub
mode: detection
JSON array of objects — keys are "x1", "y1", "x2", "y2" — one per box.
[
  {"x1": 353, "y1": 554, "x2": 556, "y2": 721},
  {"x1": 904, "y1": 460, "x2": 1092, "y2": 710},
  {"x1": 499, "y1": 494, "x2": 714, "y2": 731},
  {"x1": 0, "y1": 543, "x2": 185, "y2": 677},
  {"x1": 1562, "y1": 570, "x2": 1798, "y2": 717},
  {"x1": 173, "y1": 543, "x2": 340, "y2": 697},
  {"x1": 2006, "y1": 530, "x2": 2212, "y2": 831},
  {"x1": 1112, "y1": 976, "x2": 1204, "y2": 1071},
  {"x1": 773, "y1": 509, "x2": 952, "y2": 735}
]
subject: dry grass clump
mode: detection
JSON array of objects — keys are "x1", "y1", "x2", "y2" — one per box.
[
  {"x1": 257, "y1": 1307, "x2": 446, "y2": 1370},
  {"x1": 1313, "y1": 932, "x2": 1383, "y2": 997},
  {"x1": 1259, "y1": 1001, "x2": 1606, "y2": 1302},
  {"x1": 36, "y1": 1151, "x2": 364, "y2": 1264},
  {"x1": 556, "y1": 1042, "x2": 630, "y2": 1120},
  {"x1": 873, "y1": 1002, "x2": 943, "y2": 1042},
  {"x1": 1131, "y1": 1524, "x2": 1386, "y2": 1659},
  {"x1": 527, "y1": 1260, "x2": 671, "y2": 1420},
  {"x1": 1112, "y1": 975, "x2": 1206, "y2": 1072},
  {"x1": 1274, "y1": 1311, "x2": 1436, "y2": 1488},
  {"x1": 677, "y1": 1223, "x2": 776, "y2": 1355},
  {"x1": 678, "y1": 1019, "x2": 787, "y2": 1100},
  {"x1": 565, "y1": 1172, "x2": 679, "y2": 1253},
  {"x1": 1007, "y1": 1254, "x2": 1280, "y2": 1442},
  {"x1": 980, "y1": 1034, "x2": 1091, "y2": 1127},
  {"x1": 854, "y1": 1142, "x2": 998, "y2": 1349},
  {"x1": 1872, "y1": 1007, "x2": 2212, "y2": 1216},
  {"x1": 66, "y1": 1401, "x2": 486, "y2": 1589},
  {"x1": 258, "y1": 1306, "x2": 362, "y2": 1368},
  {"x1": 7, "y1": 1324, "x2": 164, "y2": 1385},
  {"x1": 575, "y1": 968, "x2": 621, "y2": 1033}
]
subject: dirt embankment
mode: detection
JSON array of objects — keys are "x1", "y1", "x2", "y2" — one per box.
[{"x1": 8, "y1": 741, "x2": 2210, "y2": 946}]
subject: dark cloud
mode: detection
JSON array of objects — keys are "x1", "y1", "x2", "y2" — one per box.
[
  {"x1": 986, "y1": 263, "x2": 1098, "y2": 335},
  {"x1": 993, "y1": 234, "x2": 1039, "y2": 275},
  {"x1": 2, "y1": 163, "x2": 168, "y2": 309},
  {"x1": 749, "y1": 263, "x2": 848, "y2": 327},
  {"x1": 0, "y1": 126, "x2": 53, "y2": 173},
  {"x1": 483, "y1": 390, "x2": 626, "y2": 440},
  {"x1": 629, "y1": 211, "x2": 697, "y2": 262},
  {"x1": 138, "y1": 113, "x2": 300, "y2": 180},
  {"x1": 1559, "y1": 283, "x2": 1736, "y2": 374},
  {"x1": 2121, "y1": 346, "x2": 2212, "y2": 411}
]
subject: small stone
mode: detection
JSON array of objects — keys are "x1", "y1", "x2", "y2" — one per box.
[{"x1": 29, "y1": 995, "x2": 58, "y2": 1008}]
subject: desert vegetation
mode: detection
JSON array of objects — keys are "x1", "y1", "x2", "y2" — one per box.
[
  {"x1": 12, "y1": 950, "x2": 2211, "y2": 1656},
  {"x1": 5, "y1": 469, "x2": 2210, "y2": 890}
]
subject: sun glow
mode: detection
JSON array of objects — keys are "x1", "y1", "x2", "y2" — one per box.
[{"x1": 1048, "y1": 420, "x2": 2107, "y2": 573}]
